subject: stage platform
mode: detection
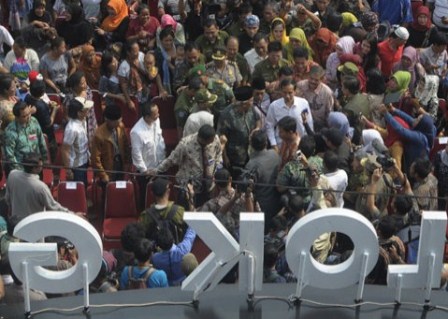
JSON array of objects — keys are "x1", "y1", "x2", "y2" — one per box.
[{"x1": 1, "y1": 283, "x2": 448, "y2": 319}]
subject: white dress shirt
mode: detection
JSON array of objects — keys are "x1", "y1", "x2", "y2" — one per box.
[
  {"x1": 265, "y1": 96, "x2": 313, "y2": 147},
  {"x1": 244, "y1": 49, "x2": 267, "y2": 73},
  {"x1": 130, "y1": 117, "x2": 166, "y2": 173},
  {"x1": 63, "y1": 119, "x2": 90, "y2": 167}
]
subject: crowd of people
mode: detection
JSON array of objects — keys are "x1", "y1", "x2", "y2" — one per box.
[{"x1": 1, "y1": 0, "x2": 448, "y2": 304}]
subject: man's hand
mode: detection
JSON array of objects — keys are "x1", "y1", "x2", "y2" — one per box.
[{"x1": 371, "y1": 168, "x2": 382, "y2": 183}]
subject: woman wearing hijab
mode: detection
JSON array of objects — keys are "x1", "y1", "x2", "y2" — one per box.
[
  {"x1": 309, "y1": 28, "x2": 337, "y2": 68},
  {"x1": 361, "y1": 129, "x2": 384, "y2": 154},
  {"x1": 386, "y1": 70, "x2": 411, "y2": 97},
  {"x1": 27, "y1": 0, "x2": 52, "y2": 28},
  {"x1": 381, "y1": 104, "x2": 436, "y2": 174},
  {"x1": 156, "y1": 14, "x2": 186, "y2": 47},
  {"x1": 97, "y1": 0, "x2": 130, "y2": 44},
  {"x1": 407, "y1": 6, "x2": 436, "y2": 49},
  {"x1": 327, "y1": 111, "x2": 353, "y2": 140},
  {"x1": 392, "y1": 46, "x2": 425, "y2": 93},
  {"x1": 56, "y1": 4, "x2": 93, "y2": 48},
  {"x1": 326, "y1": 36, "x2": 356, "y2": 90},
  {"x1": 79, "y1": 44, "x2": 101, "y2": 90},
  {"x1": 285, "y1": 27, "x2": 313, "y2": 64},
  {"x1": 269, "y1": 18, "x2": 289, "y2": 46}
]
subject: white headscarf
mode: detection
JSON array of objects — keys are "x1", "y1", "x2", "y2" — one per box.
[{"x1": 362, "y1": 129, "x2": 385, "y2": 154}]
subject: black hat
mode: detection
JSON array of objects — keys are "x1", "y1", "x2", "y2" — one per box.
[
  {"x1": 234, "y1": 86, "x2": 254, "y2": 101},
  {"x1": 103, "y1": 104, "x2": 122, "y2": 121},
  {"x1": 151, "y1": 178, "x2": 170, "y2": 197}
]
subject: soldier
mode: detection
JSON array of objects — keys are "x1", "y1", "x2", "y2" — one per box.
[
  {"x1": 172, "y1": 42, "x2": 205, "y2": 91},
  {"x1": 253, "y1": 41, "x2": 290, "y2": 92},
  {"x1": 183, "y1": 88, "x2": 216, "y2": 137},
  {"x1": 195, "y1": 18, "x2": 229, "y2": 63},
  {"x1": 174, "y1": 76, "x2": 203, "y2": 138},
  {"x1": 206, "y1": 46, "x2": 242, "y2": 89},
  {"x1": 226, "y1": 37, "x2": 251, "y2": 86},
  {"x1": 217, "y1": 86, "x2": 261, "y2": 170}
]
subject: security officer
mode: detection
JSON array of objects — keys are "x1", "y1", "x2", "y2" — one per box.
[{"x1": 206, "y1": 46, "x2": 242, "y2": 89}]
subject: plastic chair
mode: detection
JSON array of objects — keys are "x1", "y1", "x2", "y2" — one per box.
[
  {"x1": 102, "y1": 181, "x2": 138, "y2": 242},
  {"x1": 57, "y1": 181, "x2": 87, "y2": 214}
]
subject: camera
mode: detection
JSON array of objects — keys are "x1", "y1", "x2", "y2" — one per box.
[
  {"x1": 64, "y1": 240, "x2": 75, "y2": 250},
  {"x1": 376, "y1": 154, "x2": 395, "y2": 170},
  {"x1": 235, "y1": 168, "x2": 256, "y2": 193},
  {"x1": 280, "y1": 189, "x2": 297, "y2": 210}
]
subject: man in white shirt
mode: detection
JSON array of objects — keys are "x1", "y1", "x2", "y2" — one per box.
[
  {"x1": 131, "y1": 102, "x2": 166, "y2": 209},
  {"x1": 244, "y1": 33, "x2": 268, "y2": 73},
  {"x1": 323, "y1": 150, "x2": 348, "y2": 208},
  {"x1": 265, "y1": 78, "x2": 313, "y2": 151},
  {"x1": 62, "y1": 97, "x2": 93, "y2": 186}
]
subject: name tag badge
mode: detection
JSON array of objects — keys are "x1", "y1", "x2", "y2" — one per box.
[{"x1": 28, "y1": 134, "x2": 37, "y2": 141}]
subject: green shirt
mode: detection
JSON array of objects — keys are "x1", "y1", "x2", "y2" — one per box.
[
  {"x1": 174, "y1": 90, "x2": 196, "y2": 128},
  {"x1": 207, "y1": 78, "x2": 234, "y2": 114},
  {"x1": 195, "y1": 31, "x2": 229, "y2": 63},
  {"x1": 253, "y1": 58, "x2": 291, "y2": 83},
  {"x1": 217, "y1": 104, "x2": 260, "y2": 167},
  {"x1": 4, "y1": 117, "x2": 48, "y2": 170}
]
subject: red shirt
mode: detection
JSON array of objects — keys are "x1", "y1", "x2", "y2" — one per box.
[
  {"x1": 378, "y1": 40, "x2": 404, "y2": 78},
  {"x1": 126, "y1": 16, "x2": 160, "y2": 39}
]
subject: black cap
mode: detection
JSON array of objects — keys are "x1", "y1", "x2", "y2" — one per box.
[{"x1": 234, "y1": 86, "x2": 254, "y2": 101}]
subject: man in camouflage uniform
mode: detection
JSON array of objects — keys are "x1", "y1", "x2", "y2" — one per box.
[
  {"x1": 226, "y1": 37, "x2": 251, "y2": 85},
  {"x1": 253, "y1": 41, "x2": 290, "y2": 89},
  {"x1": 276, "y1": 155, "x2": 314, "y2": 209},
  {"x1": 217, "y1": 86, "x2": 261, "y2": 170},
  {"x1": 4, "y1": 102, "x2": 47, "y2": 175},
  {"x1": 195, "y1": 18, "x2": 229, "y2": 63},
  {"x1": 173, "y1": 42, "x2": 205, "y2": 91},
  {"x1": 187, "y1": 64, "x2": 235, "y2": 125},
  {"x1": 174, "y1": 76, "x2": 203, "y2": 138},
  {"x1": 206, "y1": 46, "x2": 242, "y2": 89}
]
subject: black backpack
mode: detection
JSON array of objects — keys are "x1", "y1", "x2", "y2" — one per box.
[{"x1": 144, "y1": 204, "x2": 183, "y2": 243}]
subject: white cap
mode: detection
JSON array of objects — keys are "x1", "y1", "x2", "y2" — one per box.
[{"x1": 394, "y1": 27, "x2": 409, "y2": 41}]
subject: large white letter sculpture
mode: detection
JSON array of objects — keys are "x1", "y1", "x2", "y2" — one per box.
[
  {"x1": 388, "y1": 211, "x2": 447, "y2": 302},
  {"x1": 285, "y1": 208, "x2": 379, "y2": 300},
  {"x1": 9, "y1": 212, "x2": 102, "y2": 314},
  {"x1": 182, "y1": 212, "x2": 264, "y2": 299}
]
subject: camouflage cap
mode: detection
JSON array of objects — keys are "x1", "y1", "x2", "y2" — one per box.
[{"x1": 195, "y1": 88, "x2": 218, "y2": 104}]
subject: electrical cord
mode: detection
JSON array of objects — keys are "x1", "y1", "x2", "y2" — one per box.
[{"x1": 30, "y1": 300, "x2": 195, "y2": 315}]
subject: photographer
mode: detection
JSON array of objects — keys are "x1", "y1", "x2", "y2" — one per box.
[
  {"x1": 200, "y1": 169, "x2": 259, "y2": 238},
  {"x1": 356, "y1": 155, "x2": 395, "y2": 222}
]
